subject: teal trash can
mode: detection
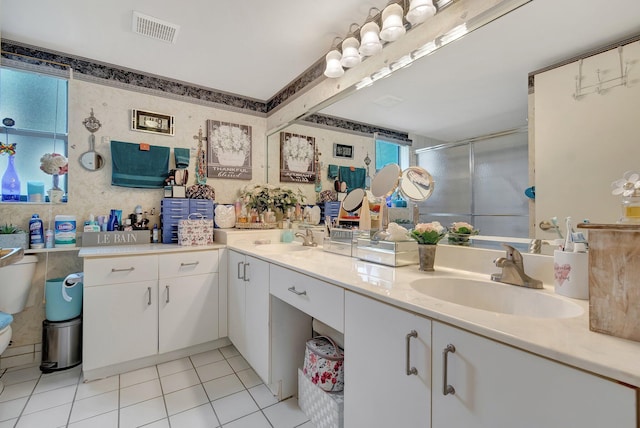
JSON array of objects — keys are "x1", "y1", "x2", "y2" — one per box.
[{"x1": 45, "y1": 273, "x2": 83, "y2": 321}]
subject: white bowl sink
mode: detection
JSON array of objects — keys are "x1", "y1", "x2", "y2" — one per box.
[
  {"x1": 410, "y1": 277, "x2": 584, "y2": 319},
  {"x1": 254, "y1": 243, "x2": 312, "y2": 254}
]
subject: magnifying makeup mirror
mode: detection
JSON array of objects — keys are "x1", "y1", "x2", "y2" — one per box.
[
  {"x1": 370, "y1": 163, "x2": 401, "y2": 229},
  {"x1": 80, "y1": 108, "x2": 105, "y2": 171},
  {"x1": 399, "y1": 166, "x2": 434, "y2": 202}
]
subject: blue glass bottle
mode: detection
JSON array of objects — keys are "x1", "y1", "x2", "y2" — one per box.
[{"x1": 2, "y1": 154, "x2": 21, "y2": 201}]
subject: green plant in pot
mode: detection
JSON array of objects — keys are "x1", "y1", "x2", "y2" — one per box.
[{"x1": 0, "y1": 223, "x2": 28, "y2": 250}]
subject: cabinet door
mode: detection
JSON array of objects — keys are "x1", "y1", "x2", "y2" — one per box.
[
  {"x1": 243, "y1": 256, "x2": 270, "y2": 382},
  {"x1": 159, "y1": 273, "x2": 219, "y2": 354},
  {"x1": 228, "y1": 250, "x2": 247, "y2": 355},
  {"x1": 83, "y1": 280, "x2": 158, "y2": 371},
  {"x1": 432, "y1": 322, "x2": 637, "y2": 428},
  {"x1": 344, "y1": 291, "x2": 431, "y2": 428}
]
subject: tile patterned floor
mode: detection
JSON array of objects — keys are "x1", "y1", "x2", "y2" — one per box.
[{"x1": 0, "y1": 345, "x2": 315, "y2": 428}]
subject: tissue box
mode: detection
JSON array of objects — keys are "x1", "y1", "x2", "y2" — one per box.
[
  {"x1": 323, "y1": 229, "x2": 368, "y2": 257},
  {"x1": 579, "y1": 223, "x2": 640, "y2": 342},
  {"x1": 355, "y1": 238, "x2": 418, "y2": 266},
  {"x1": 298, "y1": 368, "x2": 344, "y2": 428}
]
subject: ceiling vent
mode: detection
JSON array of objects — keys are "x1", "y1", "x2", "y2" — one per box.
[{"x1": 132, "y1": 11, "x2": 180, "y2": 44}]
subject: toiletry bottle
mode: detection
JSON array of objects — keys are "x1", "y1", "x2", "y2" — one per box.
[
  {"x1": 29, "y1": 214, "x2": 44, "y2": 249},
  {"x1": 152, "y1": 224, "x2": 159, "y2": 243}
]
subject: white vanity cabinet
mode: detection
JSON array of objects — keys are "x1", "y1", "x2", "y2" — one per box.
[
  {"x1": 227, "y1": 250, "x2": 270, "y2": 382},
  {"x1": 432, "y1": 321, "x2": 637, "y2": 428},
  {"x1": 344, "y1": 291, "x2": 432, "y2": 428},
  {"x1": 83, "y1": 249, "x2": 220, "y2": 373},
  {"x1": 158, "y1": 252, "x2": 219, "y2": 354}
]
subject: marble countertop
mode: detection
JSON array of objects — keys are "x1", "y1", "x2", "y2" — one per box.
[
  {"x1": 229, "y1": 240, "x2": 640, "y2": 388},
  {"x1": 78, "y1": 243, "x2": 225, "y2": 258}
]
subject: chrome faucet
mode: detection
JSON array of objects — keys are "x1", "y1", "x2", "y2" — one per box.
[
  {"x1": 490, "y1": 244, "x2": 543, "y2": 289},
  {"x1": 294, "y1": 229, "x2": 317, "y2": 247}
]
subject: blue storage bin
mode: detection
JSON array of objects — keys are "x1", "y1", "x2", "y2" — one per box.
[{"x1": 45, "y1": 273, "x2": 83, "y2": 322}]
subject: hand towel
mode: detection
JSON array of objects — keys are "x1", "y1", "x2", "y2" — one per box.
[
  {"x1": 174, "y1": 147, "x2": 190, "y2": 169},
  {"x1": 111, "y1": 140, "x2": 170, "y2": 188},
  {"x1": 338, "y1": 166, "x2": 366, "y2": 192},
  {"x1": 328, "y1": 164, "x2": 339, "y2": 179}
]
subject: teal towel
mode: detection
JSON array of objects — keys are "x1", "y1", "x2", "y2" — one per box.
[
  {"x1": 328, "y1": 164, "x2": 339, "y2": 179},
  {"x1": 111, "y1": 141, "x2": 169, "y2": 188},
  {"x1": 338, "y1": 166, "x2": 366, "y2": 192},
  {"x1": 174, "y1": 147, "x2": 190, "y2": 169}
]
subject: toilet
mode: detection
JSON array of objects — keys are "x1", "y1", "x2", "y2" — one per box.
[{"x1": 0, "y1": 254, "x2": 38, "y2": 393}]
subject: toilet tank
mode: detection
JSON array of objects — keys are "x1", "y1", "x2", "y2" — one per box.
[{"x1": 0, "y1": 255, "x2": 38, "y2": 314}]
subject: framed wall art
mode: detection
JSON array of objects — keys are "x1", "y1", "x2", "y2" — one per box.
[
  {"x1": 131, "y1": 109, "x2": 175, "y2": 136},
  {"x1": 206, "y1": 120, "x2": 252, "y2": 180},
  {"x1": 280, "y1": 132, "x2": 316, "y2": 183},
  {"x1": 333, "y1": 143, "x2": 354, "y2": 159}
]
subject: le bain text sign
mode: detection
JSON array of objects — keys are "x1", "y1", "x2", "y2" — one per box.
[{"x1": 82, "y1": 231, "x2": 151, "y2": 247}]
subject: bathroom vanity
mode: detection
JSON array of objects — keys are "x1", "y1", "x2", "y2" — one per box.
[{"x1": 221, "y1": 231, "x2": 639, "y2": 427}]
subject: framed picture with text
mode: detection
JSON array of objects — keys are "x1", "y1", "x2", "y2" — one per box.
[
  {"x1": 333, "y1": 143, "x2": 353, "y2": 159},
  {"x1": 131, "y1": 109, "x2": 175, "y2": 136}
]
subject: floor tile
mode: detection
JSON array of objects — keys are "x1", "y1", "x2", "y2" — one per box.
[
  {"x1": 142, "y1": 418, "x2": 170, "y2": 427},
  {"x1": 219, "y1": 345, "x2": 240, "y2": 359},
  {"x1": 0, "y1": 379, "x2": 37, "y2": 403},
  {"x1": 169, "y1": 403, "x2": 219, "y2": 428},
  {"x1": 222, "y1": 411, "x2": 272, "y2": 428},
  {"x1": 120, "y1": 366, "x2": 158, "y2": 388},
  {"x1": 75, "y1": 375, "x2": 119, "y2": 400},
  {"x1": 164, "y1": 384, "x2": 209, "y2": 416},
  {"x1": 15, "y1": 402, "x2": 72, "y2": 428},
  {"x1": 160, "y1": 368, "x2": 200, "y2": 394},
  {"x1": 263, "y1": 398, "x2": 309, "y2": 428},
  {"x1": 212, "y1": 390, "x2": 259, "y2": 425},
  {"x1": 69, "y1": 390, "x2": 118, "y2": 423},
  {"x1": 34, "y1": 368, "x2": 81, "y2": 394},
  {"x1": 226, "y1": 355, "x2": 250, "y2": 372},
  {"x1": 0, "y1": 397, "x2": 28, "y2": 422},
  {"x1": 190, "y1": 349, "x2": 225, "y2": 368},
  {"x1": 157, "y1": 357, "x2": 192, "y2": 377},
  {"x1": 195, "y1": 360, "x2": 234, "y2": 383},
  {"x1": 120, "y1": 378, "x2": 162, "y2": 408},
  {"x1": 236, "y1": 368, "x2": 262, "y2": 389},
  {"x1": 0, "y1": 419, "x2": 17, "y2": 428},
  {"x1": 67, "y1": 410, "x2": 118, "y2": 428},
  {"x1": 23, "y1": 384, "x2": 76, "y2": 415},
  {"x1": 119, "y1": 396, "x2": 167, "y2": 428},
  {"x1": 296, "y1": 421, "x2": 317, "y2": 427},
  {"x1": 0, "y1": 365, "x2": 41, "y2": 386},
  {"x1": 203, "y1": 373, "x2": 244, "y2": 401},
  {"x1": 248, "y1": 384, "x2": 278, "y2": 409},
  {"x1": 0, "y1": 353, "x2": 38, "y2": 369}
]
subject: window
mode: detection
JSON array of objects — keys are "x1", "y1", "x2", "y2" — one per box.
[
  {"x1": 374, "y1": 133, "x2": 410, "y2": 172},
  {"x1": 0, "y1": 67, "x2": 69, "y2": 203}
]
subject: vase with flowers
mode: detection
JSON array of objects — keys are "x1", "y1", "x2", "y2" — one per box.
[
  {"x1": 40, "y1": 153, "x2": 68, "y2": 203},
  {"x1": 410, "y1": 221, "x2": 446, "y2": 271},
  {"x1": 612, "y1": 170, "x2": 640, "y2": 223},
  {"x1": 240, "y1": 183, "x2": 305, "y2": 223},
  {"x1": 447, "y1": 221, "x2": 479, "y2": 245}
]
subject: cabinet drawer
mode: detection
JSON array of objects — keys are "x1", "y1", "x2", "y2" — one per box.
[
  {"x1": 162, "y1": 198, "x2": 189, "y2": 209},
  {"x1": 159, "y1": 250, "x2": 219, "y2": 278},
  {"x1": 84, "y1": 255, "x2": 158, "y2": 287},
  {"x1": 270, "y1": 264, "x2": 344, "y2": 332}
]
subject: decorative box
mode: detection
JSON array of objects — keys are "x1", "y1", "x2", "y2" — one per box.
[
  {"x1": 298, "y1": 368, "x2": 344, "y2": 428},
  {"x1": 323, "y1": 229, "x2": 368, "y2": 257},
  {"x1": 355, "y1": 238, "x2": 418, "y2": 266},
  {"x1": 177, "y1": 214, "x2": 214, "y2": 246}
]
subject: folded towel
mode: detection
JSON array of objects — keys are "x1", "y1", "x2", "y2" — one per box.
[
  {"x1": 338, "y1": 166, "x2": 366, "y2": 192},
  {"x1": 174, "y1": 147, "x2": 190, "y2": 169},
  {"x1": 328, "y1": 164, "x2": 339, "y2": 179},
  {"x1": 111, "y1": 141, "x2": 170, "y2": 188}
]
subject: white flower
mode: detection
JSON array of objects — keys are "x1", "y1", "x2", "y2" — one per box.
[
  {"x1": 612, "y1": 171, "x2": 640, "y2": 196},
  {"x1": 283, "y1": 136, "x2": 313, "y2": 162},
  {"x1": 211, "y1": 125, "x2": 250, "y2": 155}
]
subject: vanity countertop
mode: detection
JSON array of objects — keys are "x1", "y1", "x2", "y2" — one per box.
[
  {"x1": 229, "y1": 240, "x2": 640, "y2": 388},
  {"x1": 78, "y1": 243, "x2": 225, "y2": 258}
]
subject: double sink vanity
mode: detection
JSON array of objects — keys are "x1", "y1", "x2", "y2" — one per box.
[{"x1": 79, "y1": 230, "x2": 639, "y2": 427}]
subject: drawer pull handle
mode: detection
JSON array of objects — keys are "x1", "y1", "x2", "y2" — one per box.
[
  {"x1": 166, "y1": 285, "x2": 170, "y2": 303},
  {"x1": 443, "y1": 344, "x2": 456, "y2": 396},
  {"x1": 112, "y1": 267, "x2": 135, "y2": 273},
  {"x1": 405, "y1": 330, "x2": 418, "y2": 376},
  {"x1": 147, "y1": 287, "x2": 152, "y2": 306},
  {"x1": 180, "y1": 261, "x2": 199, "y2": 267},
  {"x1": 243, "y1": 263, "x2": 250, "y2": 282},
  {"x1": 237, "y1": 261, "x2": 244, "y2": 280},
  {"x1": 288, "y1": 286, "x2": 307, "y2": 296}
]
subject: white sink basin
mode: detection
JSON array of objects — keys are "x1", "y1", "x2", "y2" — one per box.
[
  {"x1": 410, "y1": 277, "x2": 583, "y2": 319},
  {"x1": 254, "y1": 243, "x2": 313, "y2": 254}
]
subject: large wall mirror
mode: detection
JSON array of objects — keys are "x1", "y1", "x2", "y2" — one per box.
[{"x1": 265, "y1": 0, "x2": 640, "y2": 243}]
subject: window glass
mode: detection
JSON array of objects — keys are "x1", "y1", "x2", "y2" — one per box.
[
  {"x1": 0, "y1": 68, "x2": 69, "y2": 202},
  {"x1": 375, "y1": 140, "x2": 399, "y2": 171}
]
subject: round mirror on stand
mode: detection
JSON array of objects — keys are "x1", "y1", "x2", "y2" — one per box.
[
  {"x1": 399, "y1": 166, "x2": 434, "y2": 202},
  {"x1": 370, "y1": 163, "x2": 401, "y2": 230},
  {"x1": 80, "y1": 108, "x2": 105, "y2": 171}
]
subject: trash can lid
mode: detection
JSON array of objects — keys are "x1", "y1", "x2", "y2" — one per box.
[{"x1": 0, "y1": 311, "x2": 13, "y2": 330}]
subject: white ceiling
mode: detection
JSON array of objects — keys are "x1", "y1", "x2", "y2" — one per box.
[{"x1": 2, "y1": 0, "x2": 639, "y2": 142}]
